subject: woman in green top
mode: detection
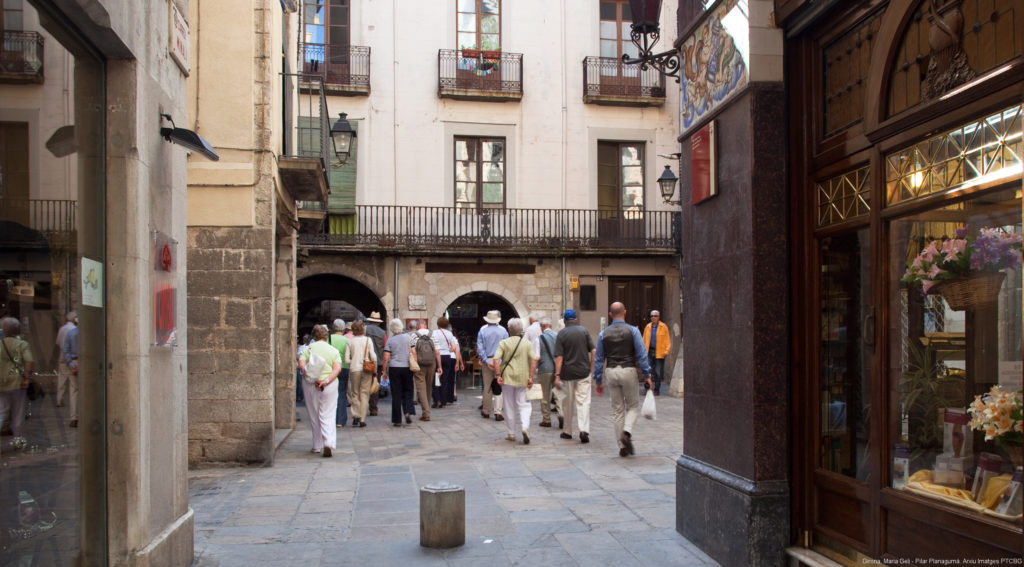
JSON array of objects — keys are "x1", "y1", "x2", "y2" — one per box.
[
  {"x1": 491, "y1": 318, "x2": 537, "y2": 445},
  {"x1": 0, "y1": 317, "x2": 34, "y2": 450},
  {"x1": 299, "y1": 324, "x2": 342, "y2": 457}
]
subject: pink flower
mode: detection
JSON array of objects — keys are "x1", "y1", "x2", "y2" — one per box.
[
  {"x1": 926, "y1": 264, "x2": 945, "y2": 279},
  {"x1": 921, "y1": 279, "x2": 936, "y2": 294},
  {"x1": 920, "y1": 241, "x2": 940, "y2": 262}
]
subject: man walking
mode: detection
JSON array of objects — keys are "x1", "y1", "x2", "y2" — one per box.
[
  {"x1": 642, "y1": 310, "x2": 670, "y2": 395},
  {"x1": 55, "y1": 311, "x2": 77, "y2": 412},
  {"x1": 554, "y1": 309, "x2": 595, "y2": 443},
  {"x1": 532, "y1": 317, "x2": 558, "y2": 428},
  {"x1": 330, "y1": 319, "x2": 349, "y2": 428},
  {"x1": 477, "y1": 310, "x2": 508, "y2": 421},
  {"x1": 363, "y1": 312, "x2": 387, "y2": 415},
  {"x1": 594, "y1": 302, "x2": 652, "y2": 457}
]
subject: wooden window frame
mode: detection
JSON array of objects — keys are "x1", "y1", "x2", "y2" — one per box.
[
  {"x1": 454, "y1": 135, "x2": 506, "y2": 210},
  {"x1": 456, "y1": 0, "x2": 501, "y2": 51}
]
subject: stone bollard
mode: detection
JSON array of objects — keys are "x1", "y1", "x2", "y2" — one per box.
[{"x1": 420, "y1": 482, "x2": 465, "y2": 548}]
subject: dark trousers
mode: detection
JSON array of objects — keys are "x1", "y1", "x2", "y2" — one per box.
[
  {"x1": 649, "y1": 352, "x2": 665, "y2": 393},
  {"x1": 434, "y1": 357, "x2": 456, "y2": 404},
  {"x1": 389, "y1": 366, "x2": 415, "y2": 424},
  {"x1": 335, "y1": 368, "x2": 350, "y2": 425}
]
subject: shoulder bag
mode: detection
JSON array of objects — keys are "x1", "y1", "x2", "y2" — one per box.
[
  {"x1": 407, "y1": 335, "x2": 421, "y2": 372},
  {"x1": 361, "y1": 337, "x2": 377, "y2": 374}
]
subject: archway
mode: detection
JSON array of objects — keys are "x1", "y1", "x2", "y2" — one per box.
[
  {"x1": 297, "y1": 273, "x2": 387, "y2": 336},
  {"x1": 442, "y1": 291, "x2": 518, "y2": 360}
]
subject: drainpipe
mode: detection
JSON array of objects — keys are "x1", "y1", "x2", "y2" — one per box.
[
  {"x1": 393, "y1": 257, "x2": 399, "y2": 319},
  {"x1": 561, "y1": 257, "x2": 567, "y2": 313}
]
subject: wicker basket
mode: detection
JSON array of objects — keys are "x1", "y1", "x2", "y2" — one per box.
[{"x1": 931, "y1": 272, "x2": 1006, "y2": 311}]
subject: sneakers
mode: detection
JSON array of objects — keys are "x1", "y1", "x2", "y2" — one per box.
[
  {"x1": 494, "y1": 414, "x2": 504, "y2": 422},
  {"x1": 560, "y1": 432, "x2": 573, "y2": 440},
  {"x1": 323, "y1": 447, "x2": 332, "y2": 458},
  {"x1": 538, "y1": 420, "x2": 551, "y2": 428},
  {"x1": 579, "y1": 432, "x2": 590, "y2": 444},
  {"x1": 522, "y1": 430, "x2": 530, "y2": 445},
  {"x1": 620, "y1": 432, "x2": 634, "y2": 456}
]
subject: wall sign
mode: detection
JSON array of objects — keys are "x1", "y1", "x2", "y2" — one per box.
[
  {"x1": 691, "y1": 121, "x2": 716, "y2": 204},
  {"x1": 153, "y1": 231, "x2": 177, "y2": 347},
  {"x1": 679, "y1": 0, "x2": 749, "y2": 136},
  {"x1": 169, "y1": 2, "x2": 190, "y2": 75},
  {"x1": 81, "y1": 257, "x2": 103, "y2": 308}
]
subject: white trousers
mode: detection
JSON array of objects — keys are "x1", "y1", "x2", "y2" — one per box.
[
  {"x1": 302, "y1": 379, "x2": 338, "y2": 451},
  {"x1": 559, "y1": 376, "x2": 591, "y2": 435},
  {"x1": 501, "y1": 385, "x2": 531, "y2": 436},
  {"x1": 605, "y1": 366, "x2": 640, "y2": 447}
]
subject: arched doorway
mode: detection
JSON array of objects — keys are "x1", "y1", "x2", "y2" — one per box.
[
  {"x1": 443, "y1": 291, "x2": 517, "y2": 361},
  {"x1": 297, "y1": 274, "x2": 386, "y2": 336}
]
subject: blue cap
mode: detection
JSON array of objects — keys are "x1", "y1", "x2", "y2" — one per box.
[{"x1": 563, "y1": 309, "x2": 577, "y2": 320}]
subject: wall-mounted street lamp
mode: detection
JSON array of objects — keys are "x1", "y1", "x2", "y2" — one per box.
[
  {"x1": 160, "y1": 114, "x2": 219, "y2": 161},
  {"x1": 658, "y1": 164, "x2": 680, "y2": 204},
  {"x1": 622, "y1": 0, "x2": 681, "y2": 81},
  {"x1": 330, "y1": 112, "x2": 357, "y2": 165}
]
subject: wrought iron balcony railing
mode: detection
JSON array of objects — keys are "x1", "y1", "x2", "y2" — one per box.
[
  {"x1": 438, "y1": 49, "x2": 523, "y2": 101},
  {"x1": 298, "y1": 205, "x2": 679, "y2": 254},
  {"x1": 582, "y1": 56, "x2": 666, "y2": 106},
  {"x1": 0, "y1": 198, "x2": 76, "y2": 234},
  {"x1": 0, "y1": 31, "x2": 44, "y2": 83},
  {"x1": 300, "y1": 44, "x2": 370, "y2": 93},
  {"x1": 280, "y1": 73, "x2": 331, "y2": 202}
]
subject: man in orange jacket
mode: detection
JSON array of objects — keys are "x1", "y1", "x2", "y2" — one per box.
[{"x1": 642, "y1": 310, "x2": 671, "y2": 395}]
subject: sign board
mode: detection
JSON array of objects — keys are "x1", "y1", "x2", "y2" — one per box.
[
  {"x1": 81, "y1": 257, "x2": 103, "y2": 308},
  {"x1": 153, "y1": 231, "x2": 177, "y2": 347},
  {"x1": 691, "y1": 121, "x2": 716, "y2": 204},
  {"x1": 169, "y1": 2, "x2": 190, "y2": 75}
]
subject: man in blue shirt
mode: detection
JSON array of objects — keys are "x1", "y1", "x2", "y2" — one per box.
[
  {"x1": 476, "y1": 310, "x2": 508, "y2": 420},
  {"x1": 594, "y1": 302, "x2": 652, "y2": 457}
]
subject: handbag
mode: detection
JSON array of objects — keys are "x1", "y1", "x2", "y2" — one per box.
[
  {"x1": 303, "y1": 350, "x2": 326, "y2": 383},
  {"x1": 370, "y1": 375, "x2": 380, "y2": 395},
  {"x1": 526, "y1": 383, "x2": 543, "y2": 401},
  {"x1": 360, "y1": 338, "x2": 376, "y2": 373},
  {"x1": 407, "y1": 335, "x2": 421, "y2": 372}
]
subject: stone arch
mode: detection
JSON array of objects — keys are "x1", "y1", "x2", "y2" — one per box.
[
  {"x1": 430, "y1": 280, "x2": 529, "y2": 324},
  {"x1": 297, "y1": 273, "x2": 388, "y2": 335}
]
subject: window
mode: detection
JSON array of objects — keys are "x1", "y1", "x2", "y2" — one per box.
[
  {"x1": 598, "y1": 141, "x2": 644, "y2": 218},
  {"x1": 2, "y1": 0, "x2": 23, "y2": 31},
  {"x1": 454, "y1": 136, "x2": 505, "y2": 209},
  {"x1": 302, "y1": 0, "x2": 349, "y2": 70},
  {"x1": 599, "y1": 0, "x2": 637, "y2": 61},
  {"x1": 457, "y1": 0, "x2": 500, "y2": 51}
]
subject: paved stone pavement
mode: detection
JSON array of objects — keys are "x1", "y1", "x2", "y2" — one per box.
[{"x1": 189, "y1": 386, "x2": 719, "y2": 566}]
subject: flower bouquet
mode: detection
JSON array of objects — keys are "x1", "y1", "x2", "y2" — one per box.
[
  {"x1": 968, "y1": 385, "x2": 1023, "y2": 467},
  {"x1": 901, "y1": 227, "x2": 1022, "y2": 309}
]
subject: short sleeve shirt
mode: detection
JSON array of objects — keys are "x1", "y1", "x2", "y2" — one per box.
[
  {"x1": 384, "y1": 333, "x2": 411, "y2": 368},
  {"x1": 300, "y1": 340, "x2": 341, "y2": 381},
  {"x1": 0, "y1": 337, "x2": 33, "y2": 391}
]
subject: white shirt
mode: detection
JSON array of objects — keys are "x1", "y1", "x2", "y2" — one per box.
[{"x1": 432, "y1": 328, "x2": 459, "y2": 359}]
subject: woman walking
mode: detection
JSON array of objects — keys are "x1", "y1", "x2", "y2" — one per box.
[
  {"x1": 343, "y1": 320, "x2": 376, "y2": 427},
  {"x1": 491, "y1": 318, "x2": 537, "y2": 444},
  {"x1": 382, "y1": 318, "x2": 415, "y2": 427},
  {"x1": 431, "y1": 317, "x2": 463, "y2": 408},
  {"x1": 0, "y1": 317, "x2": 35, "y2": 451},
  {"x1": 298, "y1": 324, "x2": 342, "y2": 457}
]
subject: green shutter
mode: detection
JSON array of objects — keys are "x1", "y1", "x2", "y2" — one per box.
[
  {"x1": 328, "y1": 213, "x2": 357, "y2": 234},
  {"x1": 328, "y1": 120, "x2": 357, "y2": 213}
]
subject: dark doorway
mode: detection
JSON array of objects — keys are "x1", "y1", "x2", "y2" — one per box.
[
  {"x1": 607, "y1": 276, "x2": 663, "y2": 329},
  {"x1": 297, "y1": 274, "x2": 386, "y2": 336},
  {"x1": 443, "y1": 291, "x2": 517, "y2": 360}
]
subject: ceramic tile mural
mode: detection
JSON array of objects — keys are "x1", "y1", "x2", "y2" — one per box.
[{"x1": 679, "y1": 0, "x2": 749, "y2": 135}]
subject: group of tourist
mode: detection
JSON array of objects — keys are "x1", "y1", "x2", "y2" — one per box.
[{"x1": 297, "y1": 302, "x2": 670, "y2": 459}]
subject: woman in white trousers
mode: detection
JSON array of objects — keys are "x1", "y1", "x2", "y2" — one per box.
[{"x1": 299, "y1": 324, "x2": 342, "y2": 457}]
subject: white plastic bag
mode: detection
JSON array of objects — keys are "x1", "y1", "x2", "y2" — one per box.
[
  {"x1": 303, "y1": 351, "x2": 325, "y2": 383},
  {"x1": 641, "y1": 389, "x2": 656, "y2": 420},
  {"x1": 526, "y1": 383, "x2": 544, "y2": 401}
]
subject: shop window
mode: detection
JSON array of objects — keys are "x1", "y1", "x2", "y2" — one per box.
[
  {"x1": 457, "y1": 0, "x2": 500, "y2": 51},
  {"x1": 820, "y1": 229, "x2": 872, "y2": 481},
  {"x1": 822, "y1": 8, "x2": 882, "y2": 136},
  {"x1": 454, "y1": 136, "x2": 505, "y2": 210},
  {"x1": 817, "y1": 164, "x2": 871, "y2": 227},
  {"x1": 889, "y1": 184, "x2": 1022, "y2": 521},
  {"x1": 889, "y1": 0, "x2": 1022, "y2": 115},
  {"x1": 885, "y1": 104, "x2": 1022, "y2": 206}
]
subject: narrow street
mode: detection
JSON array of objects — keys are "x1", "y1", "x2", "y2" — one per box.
[{"x1": 189, "y1": 387, "x2": 717, "y2": 566}]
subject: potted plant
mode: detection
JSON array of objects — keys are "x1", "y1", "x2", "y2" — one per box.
[
  {"x1": 460, "y1": 48, "x2": 481, "y2": 58},
  {"x1": 901, "y1": 227, "x2": 1022, "y2": 310},
  {"x1": 968, "y1": 385, "x2": 1023, "y2": 468}
]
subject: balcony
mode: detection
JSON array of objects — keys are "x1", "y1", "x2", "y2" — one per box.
[
  {"x1": 582, "y1": 57, "x2": 666, "y2": 107},
  {"x1": 300, "y1": 44, "x2": 370, "y2": 96},
  {"x1": 438, "y1": 49, "x2": 523, "y2": 102},
  {"x1": 0, "y1": 198, "x2": 76, "y2": 250},
  {"x1": 298, "y1": 206, "x2": 679, "y2": 256},
  {"x1": 0, "y1": 31, "x2": 44, "y2": 84},
  {"x1": 279, "y1": 74, "x2": 330, "y2": 208}
]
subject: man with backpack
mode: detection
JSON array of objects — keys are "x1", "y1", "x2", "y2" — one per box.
[{"x1": 412, "y1": 325, "x2": 441, "y2": 421}]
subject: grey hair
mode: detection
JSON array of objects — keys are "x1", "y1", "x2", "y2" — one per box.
[
  {"x1": 332, "y1": 318, "x2": 346, "y2": 332},
  {"x1": 66, "y1": 310, "x2": 78, "y2": 322},
  {"x1": 389, "y1": 318, "x2": 405, "y2": 335},
  {"x1": 506, "y1": 318, "x2": 525, "y2": 336},
  {"x1": 539, "y1": 317, "x2": 552, "y2": 328},
  {"x1": 528, "y1": 312, "x2": 541, "y2": 322},
  {"x1": 0, "y1": 316, "x2": 20, "y2": 337},
  {"x1": 650, "y1": 310, "x2": 660, "y2": 317}
]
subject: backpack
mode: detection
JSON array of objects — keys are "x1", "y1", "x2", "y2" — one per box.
[{"x1": 415, "y1": 335, "x2": 436, "y2": 364}]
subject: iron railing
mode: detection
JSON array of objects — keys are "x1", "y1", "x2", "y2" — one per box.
[
  {"x1": 0, "y1": 199, "x2": 76, "y2": 234},
  {"x1": 282, "y1": 73, "x2": 330, "y2": 166},
  {"x1": 583, "y1": 56, "x2": 666, "y2": 100},
  {"x1": 300, "y1": 44, "x2": 370, "y2": 89},
  {"x1": 438, "y1": 49, "x2": 523, "y2": 95},
  {"x1": 298, "y1": 205, "x2": 678, "y2": 253},
  {"x1": 0, "y1": 31, "x2": 44, "y2": 82}
]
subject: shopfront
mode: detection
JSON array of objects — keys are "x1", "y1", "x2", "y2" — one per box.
[{"x1": 783, "y1": 0, "x2": 1023, "y2": 562}]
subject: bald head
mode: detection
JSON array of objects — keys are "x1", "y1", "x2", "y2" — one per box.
[{"x1": 609, "y1": 302, "x2": 626, "y2": 318}]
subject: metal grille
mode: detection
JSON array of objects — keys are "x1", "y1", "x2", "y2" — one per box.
[{"x1": 817, "y1": 165, "x2": 871, "y2": 227}]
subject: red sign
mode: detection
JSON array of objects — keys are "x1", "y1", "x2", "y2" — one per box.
[{"x1": 691, "y1": 121, "x2": 716, "y2": 204}]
